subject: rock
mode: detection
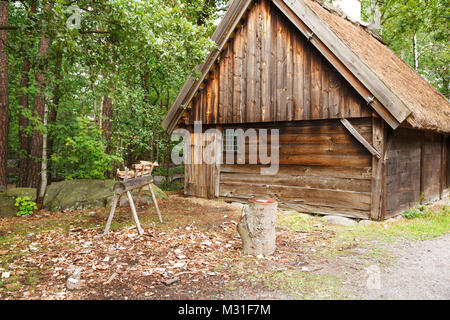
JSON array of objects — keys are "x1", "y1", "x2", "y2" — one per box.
[
  {"x1": 43, "y1": 180, "x2": 168, "y2": 212},
  {"x1": 324, "y1": 215, "x2": 357, "y2": 226},
  {"x1": 0, "y1": 193, "x2": 17, "y2": 218},
  {"x1": 359, "y1": 220, "x2": 377, "y2": 226},
  {"x1": 66, "y1": 269, "x2": 82, "y2": 290},
  {"x1": 6, "y1": 188, "x2": 37, "y2": 201}
]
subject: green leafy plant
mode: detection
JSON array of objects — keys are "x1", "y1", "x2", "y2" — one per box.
[
  {"x1": 403, "y1": 205, "x2": 431, "y2": 219},
  {"x1": 14, "y1": 197, "x2": 38, "y2": 217},
  {"x1": 52, "y1": 117, "x2": 123, "y2": 180}
]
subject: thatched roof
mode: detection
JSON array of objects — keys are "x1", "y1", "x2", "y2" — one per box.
[
  {"x1": 305, "y1": 0, "x2": 450, "y2": 133},
  {"x1": 162, "y1": 0, "x2": 450, "y2": 134}
]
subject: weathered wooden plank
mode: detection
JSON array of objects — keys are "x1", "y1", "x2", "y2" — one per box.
[
  {"x1": 221, "y1": 172, "x2": 371, "y2": 192},
  {"x1": 221, "y1": 164, "x2": 372, "y2": 179},
  {"x1": 220, "y1": 182, "x2": 371, "y2": 211}
]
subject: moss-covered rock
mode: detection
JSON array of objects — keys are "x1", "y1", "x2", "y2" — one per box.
[
  {"x1": 6, "y1": 188, "x2": 37, "y2": 201},
  {"x1": 0, "y1": 193, "x2": 17, "y2": 218},
  {"x1": 43, "y1": 180, "x2": 168, "y2": 212}
]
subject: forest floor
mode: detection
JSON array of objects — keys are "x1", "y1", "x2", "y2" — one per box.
[{"x1": 0, "y1": 192, "x2": 449, "y2": 300}]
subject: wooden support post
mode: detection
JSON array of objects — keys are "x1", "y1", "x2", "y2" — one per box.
[
  {"x1": 127, "y1": 191, "x2": 144, "y2": 235},
  {"x1": 136, "y1": 187, "x2": 144, "y2": 207},
  {"x1": 104, "y1": 194, "x2": 119, "y2": 235},
  {"x1": 370, "y1": 115, "x2": 386, "y2": 221},
  {"x1": 149, "y1": 184, "x2": 163, "y2": 223}
]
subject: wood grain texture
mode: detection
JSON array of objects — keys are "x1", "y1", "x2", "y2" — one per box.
[{"x1": 188, "y1": 0, "x2": 371, "y2": 126}]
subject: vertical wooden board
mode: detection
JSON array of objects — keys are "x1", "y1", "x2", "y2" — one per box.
[
  {"x1": 254, "y1": 2, "x2": 263, "y2": 123},
  {"x1": 270, "y1": 5, "x2": 278, "y2": 122},
  {"x1": 233, "y1": 26, "x2": 242, "y2": 124},
  {"x1": 422, "y1": 132, "x2": 442, "y2": 202},
  {"x1": 371, "y1": 115, "x2": 384, "y2": 220},
  {"x1": 286, "y1": 29, "x2": 294, "y2": 121},
  {"x1": 303, "y1": 42, "x2": 311, "y2": 120},
  {"x1": 218, "y1": 52, "x2": 226, "y2": 123},
  {"x1": 276, "y1": 13, "x2": 286, "y2": 121},
  {"x1": 293, "y1": 36, "x2": 304, "y2": 120},
  {"x1": 240, "y1": 23, "x2": 248, "y2": 123},
  {"x1": 261, "y1": 0, "x2": 271, "y2": 122},
  {"x1": 213, "y1": 68, "x2": 220, "y2": 124},
  {"x1": 246, "y1": 8, "x2": 256, "y2": 123},
  {"x1": 330, "y1": 73, "x2": 341, "y2": 118},
  {"x1": 310, "y1": 53, "x2": 321, "y2": 119},
  {"x1": 320, "y1": 62, "x2": 329, "y2": 119},
  {"x1": 227, "y1": 43, "x2": 234, "y2": 123},
  {"x1": 206, "y1": 76, "x2": 212, "y2": 124}
]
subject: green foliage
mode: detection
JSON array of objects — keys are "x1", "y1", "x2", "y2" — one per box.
[
  {"x1": 403, "y1": 205, "x2": 432, "y2": 219},
  {"x1": 361, "y1": 0, "x2": 449, "y2": 97},
  {"x1": 14, "y1": 197, "x2": 38, "y2": 217},
  {"x1": 51, "y1": 118, "x2": 122, "y2": 179}
]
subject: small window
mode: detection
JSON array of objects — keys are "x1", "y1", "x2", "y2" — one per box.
[{"x1": 224, "y1": 129, "x2": 240, "y2": 153}]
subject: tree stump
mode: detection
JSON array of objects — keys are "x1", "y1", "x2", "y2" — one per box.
[{"x1": 237, "y1": 199, "x2": 278, "y2": 256}]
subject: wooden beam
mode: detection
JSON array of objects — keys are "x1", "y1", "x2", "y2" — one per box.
[
  {"x1": 370, "y1": 115, "x2": 386, "y2": 220},
  {"x1": 340, "y1": 118, "x2": 381, "y2": 159}
]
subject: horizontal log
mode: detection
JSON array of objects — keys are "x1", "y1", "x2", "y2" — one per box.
[
  {"x1": 221, "y1": 172, "x2": 371, "y2": 192},
  {"x1": 220, "y1": 164, "x2": 372, "y2": 179},
  {"x1": 114, "y1": 175, "x2": 155, "y2": 194},
  {"x1": 219, "y1": 182, "x2": 371, "y2": 211}
]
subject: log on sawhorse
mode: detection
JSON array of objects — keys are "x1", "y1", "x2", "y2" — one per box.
[{"x1": 104, "y1": 173, "x2": 163, "y2": 236}]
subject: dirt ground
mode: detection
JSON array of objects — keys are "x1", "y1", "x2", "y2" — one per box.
[{"x1": 0, "y1": 192, "x2": 448, "y2": 300}]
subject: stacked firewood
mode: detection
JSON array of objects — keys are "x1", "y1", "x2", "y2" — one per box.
[{"x1": 116, "y1": 161, "x2": 159, "y2": 180}]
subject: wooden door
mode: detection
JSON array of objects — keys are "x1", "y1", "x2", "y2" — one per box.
[{"x1": 185, "y1": 129, "x2": 221, "y2": 199}]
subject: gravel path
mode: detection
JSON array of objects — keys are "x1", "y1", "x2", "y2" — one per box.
[{"x1": 359, "y1": 233, "x2": 450, "y2": 300}]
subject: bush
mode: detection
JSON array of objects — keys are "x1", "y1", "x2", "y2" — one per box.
[
  {"x1": 52, "y1": 117, "x2": 123, "y2": 179},
  {"x1": 15, "y1": 196, "x2": 38, "y2": 217}
]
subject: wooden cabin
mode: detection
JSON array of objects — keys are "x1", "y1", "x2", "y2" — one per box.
[{"x1": 162, "y1": 0, "x2": 450, "y2": 220}]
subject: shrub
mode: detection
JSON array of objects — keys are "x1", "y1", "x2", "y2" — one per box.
[
  {"x1": 403, "y1": 205, "x2": 431, "y2": 219},
  {"x1": 15, "y1": 196, "x2": 38, "y2": 217},
  {"x1": 52, "y1": 117, "x2": 123, "y2": 179}
]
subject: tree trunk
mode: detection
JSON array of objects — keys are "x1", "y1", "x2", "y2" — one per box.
[
  {"x1": 101, "y1": 94, "x2": 113, "y2": 155},
  {"x1": 29, "y1": 36, "x2": 50, "y2": 189},
  {"x1": 0, "y1": 1, "x2": 8, "y2": 188},
  {"x1": 17, "y1": 60, "x2": 32, "y2": 187},
  {"x1": 48, "y1": 50, "x2": 62, "y2": 180},
  {"x1": 237, "y1": 199, "x2": 278, "y2": 256},
  {"x1": 17, "y1": 3, "x2": 37, "y2": 187}
]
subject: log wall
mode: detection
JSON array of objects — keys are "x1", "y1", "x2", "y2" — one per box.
[
  {"x1": 219, "y1": 119, "x2": 373, "y2": 219},
  {"x1": 385, "y1": 129, "x2": 448, "y2": 218}
]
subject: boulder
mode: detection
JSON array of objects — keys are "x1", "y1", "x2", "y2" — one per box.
[
  {"x1": 0, "y1": 188, "x2": 37, "y2": 218},
  {"x1": 6, "y1": 188, "x2": 37, "y2": 201},
  {"x1": 0, "y1": 193, "x2": 17, "y2": 218},
  {"x1": 324, "y1": 215, "x2": 358, "y2": 226},
  {"x1": 43, "y1": 180, "x2": 168, "y2": 212}
]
